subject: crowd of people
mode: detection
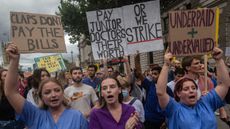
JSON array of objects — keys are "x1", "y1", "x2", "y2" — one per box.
[{"x1": 1, "y1": 43, "x2": 230, "y2": 129}]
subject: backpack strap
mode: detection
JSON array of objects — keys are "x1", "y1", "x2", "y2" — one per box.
[{"x1": 129, "y1": 97, "x2": 137, "y2": 105}]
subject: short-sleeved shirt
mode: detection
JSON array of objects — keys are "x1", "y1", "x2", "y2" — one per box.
[
  {"x1": 164, "y1": 90, "x2": 224, "y2": 129},
  {"x1": 64, "y1": 84, "x2": 98, "y2": 114},
  {"x1": 89, "y1": 104, "x2": 142, "y2": 129},
  {"x1": 19, "y1": 100, "x2": 88, "y2": 129},
  {"x1": 82, "y1": 77, "x2": 101, "y2": 89},
  {"x1": 123, "y1": 97, "x2": 145, "y2": 122}
]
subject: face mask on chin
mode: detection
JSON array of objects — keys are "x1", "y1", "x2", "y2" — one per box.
[{"x1": 122, "y1": 89, "x2": 129, "y2": 98}]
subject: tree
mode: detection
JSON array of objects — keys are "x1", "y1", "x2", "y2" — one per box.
[
  {"x1": 63, "y1": 58, "x2": 74, "y2": 70},
  {"x1": 58, "y1": 0, "x2": 153, "y2": 44}
]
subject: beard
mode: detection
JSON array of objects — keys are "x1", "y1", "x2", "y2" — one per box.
[{"x1": 72, "y1": 78, "x2": 82, "y2": 83}]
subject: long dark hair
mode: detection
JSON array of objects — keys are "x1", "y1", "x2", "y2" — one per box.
[
  {"x1": 0, "y1": 69, "x2": 8, "y2": 100},
  {"x1": 99, "y1": 77, "x2": 123, "y2": 108},
  {"x1": 32, "y1": 68, "x2": 50, "y2": 89},
  {"x1": 174, "y1": 77, "x2": 198, "y2": 101}
]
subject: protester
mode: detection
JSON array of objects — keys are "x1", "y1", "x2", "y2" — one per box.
[
  {"x1": 168, "y1": 59, "x2": 182, "y2": 82},
  {"x1": 96, "y1": 67, "x2": 106, "y2": 80},
  {"x1": 107, "y1": 66, "x2": 115, "y2": 77},
  {"x1": 0, "y1": 69, "x2": 24, "y2": 129},
  {"x1": 182, "y1": 56, "x2": 214, "y2": 96},
  {"x1": 57, "y1": 71, "x2": 73, "y2": 89},
  {"x1": 82, "y1": 64, "x2": 101, "y2": 89},
  {"x1": 4, "y1": 43, "x2": 88, "y2": 129},
  {"x1": 142, "y1": 66, "x2": 173, "y2": 129},
  {"x1": 64, "y1": 66, "x2": 99, "y2": 119},
  {"x1": 17, "y1": 71, "x2": 28, "y2": 97},
  {"x1": 26, "y1": 68, "x2": 50, "y2": 106},
  {"x1": 167, "y1": 67, "x2": 185, "y2": 92},
  {"x1": 156, "y1": 47, "x2": 230, "y2": 129},
  {"x1": 182, "y1": 54, "x2": 228, "y2": 121},
  {"x1": 89, "y1": 77, "x2": 142, "y2": 129},
  {"x1": 117, "y1": 75, "x2": 145, "y2": 123},
  {"x1": 130, "y1": 53, "x2": 146, "y2": 104}
]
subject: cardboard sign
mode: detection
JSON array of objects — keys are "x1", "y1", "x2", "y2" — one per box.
[
  {"x1": 86, "y1": 0, "x2": 163, "y2": 60},
  {"x1": 34, "y1": 54, "x2": 66, "y2": 73},
  {"x1": 10, "y1": 12, "x2": 66, "y2": 53},
  {"x1": 168, "y1": 8, "x2": 219, "y2": 56}
]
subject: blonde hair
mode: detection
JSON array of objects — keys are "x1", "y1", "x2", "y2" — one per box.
[{"x1": 37, "y1": 78, "x2": 69, "y2": 109}]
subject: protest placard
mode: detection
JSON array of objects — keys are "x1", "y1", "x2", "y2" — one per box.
[
  {"x1": 123, "y1": 0, "x2": 163, "y2": 54},
  {"x1": 168, "y1": 8, "x2": 219, "y2": 56},
  {"x1": 34, "y1": 54, "x2": 66, "y2": 73},
  {"x1": 86, "y1": 8, "x2": 126, "y2": 60},
  {"x1": 10, "y1": 12, "x2": 66, "y2": 53},
  {"x1": 86, "y1": 0, "x2": 163, "y2": 60}
]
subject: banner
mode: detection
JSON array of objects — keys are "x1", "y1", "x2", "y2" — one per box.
[
  {"x1": 168, "y1": 8, "x2": 219, "y2": 56},
  {"x1": 34, "y1": 54, "x2": 66, "y2": 73},
  {"x1": 86, "y1": 0, "x2": 163, "y2": 60},
  {"x1": 10, "y1": 12, "x2": 66, "y2": 53}
]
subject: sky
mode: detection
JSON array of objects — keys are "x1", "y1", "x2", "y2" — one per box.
[{"x1": 0, "y1": 0, "x2": 79, "y2": 70}]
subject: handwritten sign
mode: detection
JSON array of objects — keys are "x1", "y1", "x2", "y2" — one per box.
[
  {"x1": 34, "y1": 54, "x2": 66, "y2": 73},
  {"x1": 86, "y1": 0, "x2": 163, "y2": 60},
  {"x1": 123, "y1": 1, "x2": 163, "y2": 54},
  {"x1": 86, "y1": 8, "x2": 126, "y2": 60},
  {"x1": 168, "y1": 8, "x2": 219, "y2": 56},
  {"x1": 10, "y1": 12, "x2": 66, "y2": 53}
]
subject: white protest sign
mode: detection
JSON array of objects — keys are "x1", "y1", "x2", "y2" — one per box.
[
  {"x1": 86, "y1": 8, "x2": 126, "y2": 60},
  {"x1": 123, "y1": 0, "x2": 164, "y2": 54},
  {"x1": 86, "y1": 0, "x2": 163, "y2": 60}
]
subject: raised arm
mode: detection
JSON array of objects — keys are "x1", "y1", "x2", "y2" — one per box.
[
  {"x1": 101, "y1": 58, "x2": 108, "y2": 77},
  {"x1": 156, "y1": 51, "x2": 173, "y2": 109},
  {"x1": 134, "y1": 52, "x2": 144, "y2": 82},
  {"x1": 213, "y1": 47, "x2": 230, "y2": 99},
  {"x1": 4, "y1": 43, "x2": 25, "y2": 113},
  {"x1": 124, "y1": 56, "x2": 132, "y2": 84}
]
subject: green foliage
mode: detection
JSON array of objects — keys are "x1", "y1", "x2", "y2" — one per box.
[
  {"x1": 62, "y1": 58, "x2": 73, "y2": 70},
  {"x1": 58, "y1": 0, "x2": 120, "y2": 44}
]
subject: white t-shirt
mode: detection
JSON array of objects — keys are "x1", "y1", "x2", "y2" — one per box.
[
  {"x1": 167, "y1": 80, "x2": 176, "y2": 92},
  {"x1": 26, "y1": 88, "x2": 39, "y2": 107},
  {"x1": 64, "y1": 84, "x2": 98, "y2": 115}
]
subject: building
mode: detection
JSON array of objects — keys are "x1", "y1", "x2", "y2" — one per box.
[{"x1": 78, "y1": 34, "x2": 94, "y2": 67}]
